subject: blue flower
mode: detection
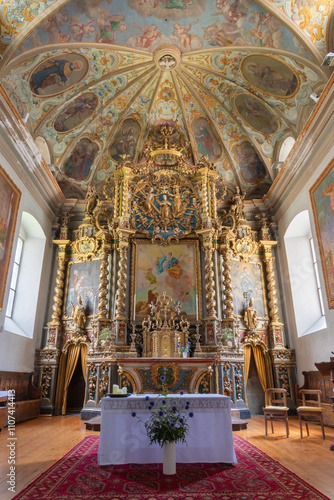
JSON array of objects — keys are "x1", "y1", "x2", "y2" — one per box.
[
  {"x1": 150, "y1": 401, "x2": 155, "y2": 407},
  {"x1": 185, "y1": 401, "x2": 190, "y2": 405},
  {"x1": 179, "y1": 417, "x2": 184, "y2": 424},
  {"x1": 161, "y1": 399, "x2": 166, "y2": 405},
  {"x1": 158, "y1": 410, "x2": 164, "y2": 417},
  {"x1": 180, "y1": 390, "x2": 184, "y2": 396},
  {"x1": 148, "y1": 406, "x2": 152, "y2": 411},
  {"x1": 160, "y1": 375, "x2": 166, "y2": 381},
  {"x1": 189, "y1": 412, "x2": 194, "y2": 418},
  {"x1": 185, "y1": 405, "x2": 189, "y2": 410},
  {"x1": 172, "y1": 406, "x2": 177, "y2": 412},
  {"x1": 131, "y1": 412, "x2": 136, "y2": 417},
  {"x1": 170, "y1": 422, "x2": 175, "y2": 428},
  {"x1": 145, "y1": 395, "x2": 150, "y2": 401}
]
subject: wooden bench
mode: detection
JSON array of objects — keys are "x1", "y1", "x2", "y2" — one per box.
[
  {"x1": 0, "y1": 371, "x2": 42, "y2": 424},
  {"x1": 296, "y1": 370, "x2": 334, "y2": 427}
]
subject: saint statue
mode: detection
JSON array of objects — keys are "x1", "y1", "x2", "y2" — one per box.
[
  {"x1": 71, "y1": 295, "x2": 86, "y2": 330},
  {"x1": 244, "y1": 297, "x2": 259, "y2": 331},
  {"x1": 85, "y1": 185, "x2": 98, "y2": 216}
]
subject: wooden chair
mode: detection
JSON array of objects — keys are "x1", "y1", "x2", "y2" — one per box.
[
  {"x1": 263, "y1": 388, "x2": 289, "y2": 437},
  {"x1": 297, "y1": 389, "x2": 325, "y2": 440}
]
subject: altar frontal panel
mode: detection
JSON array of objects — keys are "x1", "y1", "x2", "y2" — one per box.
[{"x1": 133, "y1": 241, "x2": 200, "y2": 321}]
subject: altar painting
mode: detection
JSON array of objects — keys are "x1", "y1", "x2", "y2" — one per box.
[
  {"x1": 64, "y1": 259, "x2": 101, "y2": 318},
  {"x1": 310, "y1": 158, "x2": 334, "y2": 309},
  {"x1": 0, "y1": 166, "x2": 21, "y2": 311},
  {"x1": 133, "y1": 242, "x2": 200, "y2": 321},
  {"x1": 230, "y1": 259, "x2": 267, "y2": 319}
]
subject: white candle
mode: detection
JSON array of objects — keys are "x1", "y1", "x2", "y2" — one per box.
[
  {"x1": 133, "y1": 293, "x2": 136, "y2": 322},
  {"x1": 195, "y1": 293, "x2": 198, "y2": 322}
]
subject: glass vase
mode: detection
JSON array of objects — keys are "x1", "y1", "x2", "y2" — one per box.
[{"x1": 163, "y1": 441, "x2": 176, "y2": 475}]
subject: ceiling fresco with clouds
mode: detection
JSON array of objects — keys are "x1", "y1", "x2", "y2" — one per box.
[{"x1": 0, "y1": 0, "x2": 332, "y2": 201}]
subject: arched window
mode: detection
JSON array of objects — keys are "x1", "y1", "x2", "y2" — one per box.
[
  {"x1": 279, "y1": 137, "x2": 295, "y2": 162},
  {"x1": 284, "y1": 210, "x2": 326, "y2": 336},
  {"x1": 4, "y1": 212, "x2": 46, "y2": 338}
]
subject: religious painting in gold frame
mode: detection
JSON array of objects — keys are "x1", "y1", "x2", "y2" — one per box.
[
  {"x1": 63, "y1": 258, "x2": 102, "y2": 319},
  {"x1": 230, "y1": 258, "x2": 268, "y2": 320},
  {"x1": 132, "y1": 240, "x2": 201, "y2": 322},
  {"x1": 310, "y1": 158, "x2": 334, "y2": 309},
  {"x1": 0, "y1": 165, "x2": 21, "y2": 311}
]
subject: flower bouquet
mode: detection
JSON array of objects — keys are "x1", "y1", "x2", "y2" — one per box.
[
  {"x1": 131, "y1": 377, "x2": 194, "y2": 474},
  {"x1": 178, "y1": 340, "x2": 191, "y2": 357}
]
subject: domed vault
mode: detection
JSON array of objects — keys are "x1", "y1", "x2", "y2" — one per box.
[{"x1": 0, "y1": 0, "x2": 332, "y2": 203}]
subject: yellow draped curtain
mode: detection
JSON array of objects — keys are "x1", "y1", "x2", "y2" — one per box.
[
  {"x1": 54, "y1": 343, "x2": 88, "y2": 416},
  {"x1": 244, "y1": 343, "x2": 273, "y2": 406}
]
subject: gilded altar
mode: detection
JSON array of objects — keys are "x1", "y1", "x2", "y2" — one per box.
[
  {"x1": 142, "y1": 291, "x2": 189, "y2": 358},
  {"x1": 35, "y1": 126, "x2": 296, "y2": 417}
]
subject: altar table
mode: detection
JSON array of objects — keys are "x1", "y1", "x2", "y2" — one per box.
[{"x1": 98, "y1": 393, "x2": 237, "y2": 465}]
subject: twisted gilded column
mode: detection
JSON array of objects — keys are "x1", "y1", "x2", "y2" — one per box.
[
  {"x1": 98, "y1": 243, "x2": 111, "y2": 319},
  {"x1": 114, "y1": 228, "x2": 135, "y2": 321},
  {"x1": 198, "y1": 229, "x2": 217, "y2": 320},
  {"x1": 50, "y1": 241, "x2": 70, "y2": 326},
  {"x1": 261, "y1": 241, "x2": 284, "y2": 348},
  {"x1": 220, "y1": 243, "x2": 234, "y2": 319},
  {"x1": 209, "y1": 177, "x2": 217, "y2": 220},
  {"x1": 261, "y1": 244, "x2": 279, "y2": 323}
]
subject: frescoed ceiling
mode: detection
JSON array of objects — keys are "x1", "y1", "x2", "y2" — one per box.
[{"x1": 0, "y1": 0, "x2": 333, "y2": 201}]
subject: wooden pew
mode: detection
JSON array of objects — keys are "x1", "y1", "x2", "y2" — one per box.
[
  {"x1": 296, "y1": 370, "x2": 334, "y2": 427},
  {"x1": 0, "y1": 371, "x2": 42, "y2": 424}
]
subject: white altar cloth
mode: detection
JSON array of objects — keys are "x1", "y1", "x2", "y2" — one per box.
[{"x1": 98, "y1": 393, "x2": 237, "y2": 465}]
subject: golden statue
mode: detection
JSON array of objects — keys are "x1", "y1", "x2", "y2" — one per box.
[
  {"x1": 157, "y1": 194, "x2": 172, "y2": 223},
  {"x1": 71, "y1": 295, "x2": 86, "y2": 330},
  {"x1": 244, "y1": 297, "x2": 259, "y2": 331},
  {"x1": 85, "y1": 185, "x2": 98, "y2": 216}
]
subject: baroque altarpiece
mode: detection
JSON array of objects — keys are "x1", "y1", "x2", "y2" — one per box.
[{"x1": 34, "y1": 129, "x2": 296, "y2": 417}]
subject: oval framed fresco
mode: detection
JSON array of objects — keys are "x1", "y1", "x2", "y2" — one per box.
[
  {"x1": 54, "y1": 93, "x2": 98, "y2": 133},
  {"x1": 234, "y1": 93, "x2": 278, "y2": 135},
  {"x1": 240, "y1": 55, "x2": 299, "y2": 98},
  {"x1": 233, "y1": 141, "x2": 267, "y2": 185},
  {"x1": 192, "y1": 118, "x2": 222, "y2": 162},
  {"x1": 29, "y1": 53, "x2": 89, "y2": 97},
  {"x1": 63, "y1": 139, "x2": 99, "y2": 182},
  {"x1": 109, "y1": 119, "x2": 141, "y2": 163}
]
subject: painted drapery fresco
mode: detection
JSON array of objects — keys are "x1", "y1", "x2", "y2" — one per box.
[
  {"x1": 0, "y1": 166, "x2": 21, "y2": 310},
  {"x1": 63, "y1": 139, "x2": 98, "y2": 181},
  {"x1": 54, "y1": 93, "x2": 98, "y2": 133},
  {"x1": 310, "y1": 158, "x2": 334, "y2": 309},
  {"x1": 230, "y1": 259, "x2": 267, "y2": 319},
  {"x1": 133, "y1": 242, "x2": 200, "y2": 321},
  {"x1": 234, "y1": 142, "x2": 267, "y2": 184},
  {"x1": 29, "y1": 54, "x2": 88, "y2": 96},
  {"x1": 241, "y1": 55, "x2": 299, "y2": 97},
  {"x1": 192, "y1": 118, "x2": 222, "y2": 162},
  {"x1": 234, "y1": 94, "x2": 277, "y2": 134},
  {"x1": 64, "y1": 259, "x2": 101, "y2": 318},
  {"x1": 109, "y1": 119, "x2": 140, "y2": 162}
]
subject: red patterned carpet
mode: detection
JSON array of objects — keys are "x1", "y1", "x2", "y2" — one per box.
[{"x1": 13, "y1": 435, "x2": 329, "y2": 500}]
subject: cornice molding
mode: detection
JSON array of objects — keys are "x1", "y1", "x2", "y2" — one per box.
[
  {"x1": 265, "y1": 73, "x2": 334, "y2": 219},
  {"x1": 0, "y1": 90, "x2": 64, "y2": 221}
]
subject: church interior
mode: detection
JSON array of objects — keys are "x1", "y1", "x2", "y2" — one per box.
[{"x1": 1, "y1": 0, "x2": 334, "y2": 498}]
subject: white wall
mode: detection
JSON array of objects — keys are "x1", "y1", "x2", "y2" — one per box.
[
  {"x1": 277, "y1": 146, "x2": 334, "y2": 384},
  {"x1": 0, "y1": 153, "x2": 54, "y2": 372}
]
